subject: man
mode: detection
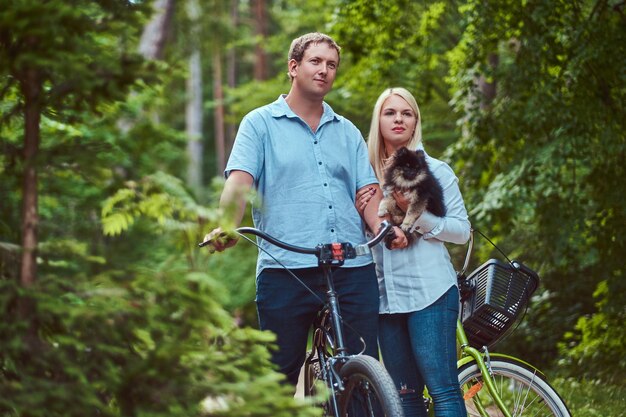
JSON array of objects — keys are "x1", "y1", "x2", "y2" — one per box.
[{"x1": 203, "y1": 32, "x2": 407, "y2": 386}]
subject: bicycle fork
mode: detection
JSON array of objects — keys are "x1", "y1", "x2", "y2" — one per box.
[{"x1": 457, "y1": 321, "x2": 512, "y2": 417}]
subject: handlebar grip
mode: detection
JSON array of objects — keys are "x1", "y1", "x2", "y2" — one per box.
[
  {"x1": 369, "y1": 220, "x2": 394, "y2": 248},
  {"x1": 384, "y1": 227, "x2": 397, "y2": 250}
]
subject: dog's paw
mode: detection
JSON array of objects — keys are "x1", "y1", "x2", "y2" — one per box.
[
  {"x1": 400, "y1": 222, "x2": 412, "y2": 232},
  {"x1": 378, "y1": 208, "x2": 389, "y2": 216}
]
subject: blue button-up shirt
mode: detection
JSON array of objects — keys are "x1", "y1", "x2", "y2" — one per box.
[{"x1": 226, "y1": 95, "x2": 378, "y2": 276}]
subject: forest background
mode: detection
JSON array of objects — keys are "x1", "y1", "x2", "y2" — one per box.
[{"x1": 1, "y1": 0, "x2": 624, "y2": 416}]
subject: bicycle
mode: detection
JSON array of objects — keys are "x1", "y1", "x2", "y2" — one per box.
[
  {"x1": 447, "y1": 230, "x2": 571, "y2": 417},
  {"x1": 205, "y1": 220, "x2": 404, "y2": 417}
]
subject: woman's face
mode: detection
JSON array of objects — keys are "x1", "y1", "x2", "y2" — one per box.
[{"x1": 379, "y1": 94, "x2": 418, "y2": 153}]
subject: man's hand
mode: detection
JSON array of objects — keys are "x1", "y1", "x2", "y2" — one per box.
[{"x1": 200, "y1": 227, "x2": 239, "y2": 253}]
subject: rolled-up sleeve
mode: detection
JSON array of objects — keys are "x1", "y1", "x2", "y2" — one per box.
[
  {"x1": 225, "y1": 114, "x2": 264, "y2": 181},
  {"x1": 411, "y1": 161, "x2": 471, "y2": 245}
]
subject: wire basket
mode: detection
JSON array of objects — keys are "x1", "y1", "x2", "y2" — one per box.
[{"x1": 461, "y1": 259, "x2": 539, "y2": 349}]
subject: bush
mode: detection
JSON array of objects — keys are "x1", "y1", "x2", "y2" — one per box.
[{"x1": 0, "y1": 266, "x2": 318, "y2": 417}]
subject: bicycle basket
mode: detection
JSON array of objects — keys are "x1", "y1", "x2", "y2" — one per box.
[{"x1": 461, "y1": 259, "x2": 539, "y2": 348}]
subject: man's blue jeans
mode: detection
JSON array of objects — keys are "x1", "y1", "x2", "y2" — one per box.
[
  {"x1": 256, "y1": 264, "x2": 379, "y2": 386},
  {"x1": 379, "y1": 286, "x2": 466, "y2": 417}
]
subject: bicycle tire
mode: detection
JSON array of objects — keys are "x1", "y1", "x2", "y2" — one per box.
[
  {"x1": 458, "y1": 357, "x2": 571, "y2": 417},
  {"x1": 339, "y1": 355, "x2": 403, "y2": 417}
]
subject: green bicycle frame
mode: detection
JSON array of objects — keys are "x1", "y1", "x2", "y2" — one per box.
[{"x1": 456, "y1": 320, "x2": 546, "y2": 417}]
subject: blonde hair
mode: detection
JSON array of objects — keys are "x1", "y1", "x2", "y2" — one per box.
[{"x1": 367, "y1": 87, "x2": 422, "y2": 181}]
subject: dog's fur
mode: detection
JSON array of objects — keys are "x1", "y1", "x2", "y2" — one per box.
[{"x1": 378, "y1": 147, "x2": 446, "y2": 241}]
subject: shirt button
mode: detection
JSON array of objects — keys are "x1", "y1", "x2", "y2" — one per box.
[
  {"x1": 324, "y1": 183, "x2": 328, "y2": 186},
  {"x1": 328, "y1": 205, "x2": 332, "y2": 209},
  {"x1": 314, "y1": 141, "x2": 318, "y2": 144},
  {"x1": 318, "y1": 161, "x2": 322, "y2": 165},
  {"x1": 331, "y1": 229, "x2": 335, "y2": 233}
]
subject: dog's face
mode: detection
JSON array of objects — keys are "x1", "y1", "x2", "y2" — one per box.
[{"x1": 386, "y1": 147, "x2": 427, "y2": 188}]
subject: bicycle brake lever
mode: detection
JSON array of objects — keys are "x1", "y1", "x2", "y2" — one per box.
[{"x1": 353, "y1": 244, "x2": 371, "y2": 256}]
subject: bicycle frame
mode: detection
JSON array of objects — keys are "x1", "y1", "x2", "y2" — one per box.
[
  {"x1": 454, "y1": 229, "x2": 549, "y2": 417},
  {"x1": 457, "y1": 320, "x2": 512, "y2": 417},
  {"x1": 305, "y1": 266, "x2": 351, "y2": 416}
]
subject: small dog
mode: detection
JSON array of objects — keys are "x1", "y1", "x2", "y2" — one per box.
[{"x1": 378, "y1": 147, "x2": 446, "y2": 242}]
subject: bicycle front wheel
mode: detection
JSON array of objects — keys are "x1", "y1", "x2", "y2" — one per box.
[
  {"x1": 339, "y1": 355, "x2": 403, "y2": 417},
  {"x1": 458, "y1": 357, "x2": 570, "y2": 417}
]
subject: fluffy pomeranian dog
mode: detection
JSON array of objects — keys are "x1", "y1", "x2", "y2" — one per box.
[{"x1": 378, "y1": 147, "x2": 446, "y2": 242}]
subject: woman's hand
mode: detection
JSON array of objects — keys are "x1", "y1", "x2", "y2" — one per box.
[
  {"x1": 392, "y1": 190, "x2": 410, "y2": 213},
  {"x1": 355, "y1": 186, "x2": 377, "y2": 216},
  {"x1": 387, "y1": 226, "x2": 409, "y2": 250}
]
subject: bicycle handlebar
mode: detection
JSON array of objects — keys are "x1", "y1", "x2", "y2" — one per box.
[
  {"x1": 235, "y1": 227, "x2": 318, "y2": 255},
  {"x1": 236, "y1": 220, "x2": 394, "y2": 264}
]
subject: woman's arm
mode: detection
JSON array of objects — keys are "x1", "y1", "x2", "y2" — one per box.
[{"x1": 411, "y1": 162, "x2": 471, "y2": 245}]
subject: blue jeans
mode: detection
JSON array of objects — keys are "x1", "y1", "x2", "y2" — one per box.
[
  {"x1": 256, "y1": 264, "x2": 379, "y2": 386},
  {"x1": 379, "y1": 286, "x2": 466, "y2": 417}
]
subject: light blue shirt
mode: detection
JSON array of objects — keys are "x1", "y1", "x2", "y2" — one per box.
[
  {"x1": 375, "y1": 147, "x2": 471, "y2": 314},
  {"x1": 226, "y1": 95, "x2": 378, "y2": 276}
]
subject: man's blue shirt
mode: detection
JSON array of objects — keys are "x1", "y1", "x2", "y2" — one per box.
[{"x1": 225, "y1": 95, "x2": 378, "y2": 275}]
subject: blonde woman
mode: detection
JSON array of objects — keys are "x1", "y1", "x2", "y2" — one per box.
[{"x1": 357, "y1": 88, "x2": 470, "y2": 417}]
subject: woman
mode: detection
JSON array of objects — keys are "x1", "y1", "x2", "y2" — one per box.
[{"x1": 357, "y1": 87, "x2": 470, "y2": 417}]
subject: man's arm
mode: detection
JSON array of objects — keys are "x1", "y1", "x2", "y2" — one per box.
[
  {"x1": 202, "y1": 170, "x2": 254, "y2": 251},
  {"x1": 220, "y1": 170, "x2": 254, "y2": 226}
]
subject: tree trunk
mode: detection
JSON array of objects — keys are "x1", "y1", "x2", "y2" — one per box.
[
  {"x1": 478, "y1": 53, "x2": 499, "y2": 109},
  {"x1": 252, "y1": 0, "x2": 268, "y2": 80},
  {"x1": 225, "y1": 0, "x2": 238, "y2": 157},
  {"x1": 20, "y1": 67, "x2": 41, "y2": 288},
  {"x1": 186, "y1": 0, "x2": 203, "y2": 191},
  {"x1": 186, "y1": 48, "x2": 204, "y2": 190},
  {"x1": 213, "y1": 50, "x2": 226, "y2": 175},
  {"x1": 139, "y1": 0, "x2": 175, "y2": 60}
]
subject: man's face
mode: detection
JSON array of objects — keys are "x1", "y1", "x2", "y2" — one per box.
[{"x1": 289, "y1": 42, "x2": 339, "y2": 99}]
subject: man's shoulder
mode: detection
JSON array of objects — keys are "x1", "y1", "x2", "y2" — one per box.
[
  {"x1": 323, "y1": 103, "x2": 361, "y2": 134},
  {"x1": 245, "y1": 100, "x2": 281, "y2": 119}
]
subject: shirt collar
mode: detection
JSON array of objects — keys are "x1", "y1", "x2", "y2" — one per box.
[{"x1": 270, "y1": 94, "x2": 341, "y2": 124}]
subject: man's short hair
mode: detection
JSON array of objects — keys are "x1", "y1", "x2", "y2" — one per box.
[{"x1": 287, "y1": 32, "x2": 341, "y2": 80}]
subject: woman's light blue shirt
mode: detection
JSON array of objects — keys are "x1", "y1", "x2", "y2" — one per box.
[
  {"x1": 226, "y1": 95, "x2": 378, "y2": 276},
  {"x1": 375, "y1": 148, "x2": 471, "y2": 314}
]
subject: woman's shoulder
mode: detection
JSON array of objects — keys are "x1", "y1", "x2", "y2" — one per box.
[{"x1": 423, "y1": 152, "x2": 456, "y2": 178}]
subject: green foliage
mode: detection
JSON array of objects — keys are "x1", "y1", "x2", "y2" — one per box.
[
  {"x1": 445, "y1": 0, "x2": 626, "y2": 380},
  {"x1": 558, "y1": 279, "x2": 626, "y2": 384},
  {"x1": 3, "y1": 0, "x2": 625, "y2": 413},
  {"x1": 329, "y1": 0, "x2": 460, "y2": 145},
  {"x1": 0, "y1": 0, "x2": 153, "y2": 112},
  {"x1": 551, "y1": 377, "x2": 626, "y2": 417},
  {"x1": 1, "y1": 1, "x2": 319, "y2": 415},
  {"x1": 0, "y1": 258, "x2": 318, "y2": 417}
]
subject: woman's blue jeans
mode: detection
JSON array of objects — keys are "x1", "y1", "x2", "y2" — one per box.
[
  {"x1": 379, "y1": 286, "x2": 466, "y2": 417},
  {"x1": 256, "y1": 265, "x2": 379, "y2": 386}
]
